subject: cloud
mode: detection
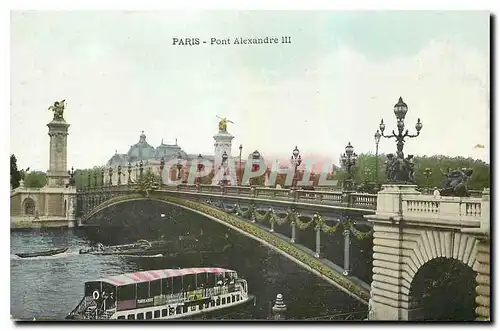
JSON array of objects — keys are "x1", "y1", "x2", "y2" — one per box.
[{"x1": 10, "y1": 12, "x2": 489, "y2": 171}]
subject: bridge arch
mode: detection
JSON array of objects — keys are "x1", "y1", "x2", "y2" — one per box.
[
  {"x1": 403, "y1": 230, "x2": 478, "y2": 290},
  {"x1": 79, "y1": 193, "x2": 370, "y2": 304},
  {"x1": 371, "y1": 227, "x2": 479, "y2": 321},
  {"x1": 409, "y1": 257, "x2": 476, "y2": 321}
]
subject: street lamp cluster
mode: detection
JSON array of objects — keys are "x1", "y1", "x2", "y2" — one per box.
[
  {"x1": 378, "y1": 97, "x2": 423, "y2": 183},
  {"x1": 290, "y1": 146, "x2": 302, "y2": 188},
  {"x1": 340, "y1": 142, "x2": 358, "y2": 192}
]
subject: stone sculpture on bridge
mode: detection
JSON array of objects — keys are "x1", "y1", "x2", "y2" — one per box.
[
  {"x1": 385, "y1": 152, "x2": 416, "y2": 184},
  {"x1": 440, "y1": 168, "x2": 473, "y2": 197},
  {"x1": 48, "y1": 99, "x2": 66, "y2": 121},
  {"x1": 217, "y1": 115, "x2": 234, "y2": 132}
]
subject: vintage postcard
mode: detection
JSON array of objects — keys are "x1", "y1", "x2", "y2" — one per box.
[{"x1": 10, "y1": 10, "x2": 490, "y2": 322}]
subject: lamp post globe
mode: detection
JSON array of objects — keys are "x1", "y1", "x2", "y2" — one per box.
[{"x1": 394, "y1": 96, "x2": 408, "y2": 120}]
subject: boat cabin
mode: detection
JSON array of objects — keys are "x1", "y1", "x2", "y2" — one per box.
[{"x1": 82, "y1": 267, "x2": 239, "y2": 313}]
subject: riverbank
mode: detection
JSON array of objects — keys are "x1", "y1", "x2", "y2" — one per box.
[{"x1": 10, "y1": 216, "x2": 74, "y2": 230}]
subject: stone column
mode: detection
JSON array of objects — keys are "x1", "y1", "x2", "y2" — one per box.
[
  {"x1": 46, "y1": 117, "x2": 70, "y2": 187},
  {"x1": 314, "y1": 225, "x2": 321, "y2": 258},
  {"x1": 291, "y1": 222, "x2": 296, "y2": 243},
  {"x1": 343, "y1": 229, "x2": 350, "y2": 275}
]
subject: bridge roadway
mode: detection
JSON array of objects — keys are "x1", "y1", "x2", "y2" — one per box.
[{"x1": 76, "y1": 184, "x2": 378, "y2": 304}]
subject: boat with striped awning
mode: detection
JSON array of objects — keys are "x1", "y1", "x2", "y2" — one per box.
[{"x1": 66, "y1": 267, "x2": 254, "y2": 320}]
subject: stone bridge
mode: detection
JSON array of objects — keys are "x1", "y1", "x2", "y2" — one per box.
[
  {"x1": 76, "y1": 184, "x2": 378, "y2": 304},
  {"x1": 75, "y1": 184, "x2": 490, "y2": 321}
]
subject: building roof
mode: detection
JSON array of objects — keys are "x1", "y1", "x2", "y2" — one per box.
[
  {"x1": 126, "y1": 131, "x2": 156, "y2": 162},
  {"x1": 106, "y1": 133, "x2": 191, "y2": 165},
  {"x1": 98, "y1": 267, "x2": 236, "y2": 286}
]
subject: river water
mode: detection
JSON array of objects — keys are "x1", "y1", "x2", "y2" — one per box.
[{"x1": 10, "y1": 201, "x2": 366, "y2": 321}]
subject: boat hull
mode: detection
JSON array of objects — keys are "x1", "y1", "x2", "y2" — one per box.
[{"x1": 16, "y1": 247, "x2": 68, "y2": 258}]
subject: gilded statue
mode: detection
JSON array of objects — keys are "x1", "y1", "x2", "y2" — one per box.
[
  {"x1": 216, "y1": 115, "x2": 234, "y2": 132},
  {"x1": 48, "y1": 99, "x2": 66, "y2": 121}
]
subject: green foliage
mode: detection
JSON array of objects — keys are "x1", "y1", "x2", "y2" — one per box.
[
  {"x1": 23, "y1": 171, "x2": 47, "y2": 188},
  {"x1": 74, "y1": 166, "x2": 105, "y2": 188},
  {"x1": 334, "y1": 153, "x2": 490, "y2": 190},
  {"x1": 10, "y1": 154, "x2": 21, "y2": 189},
  {"x1": 135, "y1": 169, "x2": 160, "y2": 196}
]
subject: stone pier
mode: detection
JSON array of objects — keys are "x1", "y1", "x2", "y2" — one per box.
[{"x1": 366, "y1": 184, "x2": 488, "y2": 321}]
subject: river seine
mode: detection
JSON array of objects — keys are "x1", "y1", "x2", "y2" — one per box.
[{"x1": 10, "y1": 201, "x2": 366, "y2": 321}]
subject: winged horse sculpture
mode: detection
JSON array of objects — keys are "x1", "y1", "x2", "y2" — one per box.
[{"x1": 216, "y1": 115, "x2": 234, "y2": 132}]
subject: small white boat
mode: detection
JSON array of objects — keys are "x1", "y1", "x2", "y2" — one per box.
[{"x1": 66, "y1": 267, "x2": 253, "y2": 320}]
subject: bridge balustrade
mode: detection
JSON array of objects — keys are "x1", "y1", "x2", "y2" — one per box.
[
  {"x1": 79, "y1": 184, "x2": 379, "y2": 210},
  {"x1": 402, "y1": 195, "x2": 483, "y2": 222},
  {"x1": 349, "y1": 193, "x2": 377, "y2": 209}
]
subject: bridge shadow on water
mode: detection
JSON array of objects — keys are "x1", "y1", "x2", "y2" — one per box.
[{"x1": 78, "y1": 200, "x2": 367, "y2": 320}]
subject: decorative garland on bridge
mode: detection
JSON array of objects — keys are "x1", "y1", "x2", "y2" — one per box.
[
  {"x1": 349, "y1": 222, "x2": 374, "y2": 240},
  {"x1": 153, "y1": 194, "x2": 370, "y2": 302},
  {"x1": 294, "y1": 216, "x2": 315, "y2": 230},
  {"x1": 313, "y1": 214, "x2": 342, "y2": 234}
]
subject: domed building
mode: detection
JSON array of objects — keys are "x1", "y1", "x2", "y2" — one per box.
[
  {"x1": 104, "y1": 131, "x2": 215, "y2": 184},
  {"x1": 103, "y1": 124, "x2": 257, "y2": 185}
]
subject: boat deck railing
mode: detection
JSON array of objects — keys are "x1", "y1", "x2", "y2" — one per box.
[{"x1": 160, "y1": 284, "x2": 243, "y2": 305}]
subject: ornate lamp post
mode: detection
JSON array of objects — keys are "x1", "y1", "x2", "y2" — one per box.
[
  {"x1": 238, "y1": 144, "x2": 243, "y2": 186},
  {"x1": 159, "y1": 157, "x2": 165, "y2": 185},
  {"x1": 290, "y1": 146, "x2": 302, "y2": 188},
  {"x1": 68, "y1": 166, "x2": 75, "y2": 187},
  {"x1": 251, "y1": 150, "x2": 261, "y2": 186},
  {"x1": 93, "y1": 172, "x2": 98, "y2": 188},
  {"x1": 127, "y1": 162, "x2": 132, "y2": 184},
  {"x1": 364, "y1": 169, "x2": 372, "y2": 184},
  {"x1": 220, "y1": 151, "x2": 229, "y2": 186},
  {"x1": 139, "y1": 160, "x2": 144, "y2": 180},
  {"x1": 379, "y1": 97, "x2": 423, "y2": 183},
  {"x1": 117, "y1": 165, "x2": 122, "y2": 185},
  {"x1": 374, "y1": 129, "x2": 381, "y2": 184},
  {"x1": 87, "y1": 172, "x2": 91, "y2": 189},
  {"x1": 340, "y1": 142, "x2": 358, "y2": 192},
  {"x1": 423, "y1": 167, "x2": 432, "y2": 192},
  {"x1": 176, "y1": 152, "x2": 182, "y2": 180},
  {"x1": 197, "y1": 154, "x2": 203, "y2": 185},
  {"x1": 108, "y1": 167, "x2": 113, "y2": 186}
]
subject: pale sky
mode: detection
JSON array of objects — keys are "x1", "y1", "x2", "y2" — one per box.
[{"x1": 10, "y1": 11, "x2": 490, "y2": 171}]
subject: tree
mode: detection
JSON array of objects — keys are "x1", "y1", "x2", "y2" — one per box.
[
  {"x1": 10, "y1": 154, "x2": 22, "y2": 189},
  {"x1": 74, "y1": 166, "x2": 105, "y2": 188},
  {"x1": 332, "y1": 153, "x2": 490, "y2": 191},
  {"x1": 135, "y1": 169, "x2": 160, "y2": 196},
  {"x1": 24, "y1": 171, "x2": 47, "y2": 188}
]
